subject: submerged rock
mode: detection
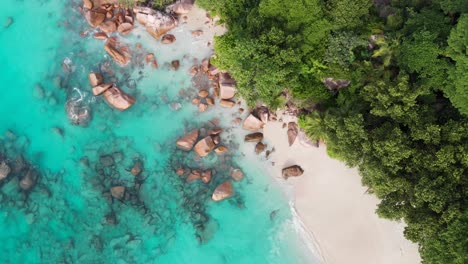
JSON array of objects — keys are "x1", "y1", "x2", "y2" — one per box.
[
  {"x1": 33, "y1": 84, "x2": 45, "y2": 99},
  {"x1": 194, "y1": 136, "x2": 215, "y2": 157},
  {"x1": 212, "y1": 181, "x2": 233, "y2": 201},
  {"x1": 103, "y1": 86, "x2": 135, "y2": 111},
  {"x1": 19, "y1": 168, "x2": 37, "y2": 191},
  {"x1": 242, "y1": 114, "x2": 264, "y2": 131},
  {"x1": 176, "y1": 129, "x2": 199, "y2": 151},
  {"x1": 282, "y1": 165, "x2": 304, "y2": 179},
  {"x1": 201, "y1": 170, "x2": 212, "y2": 183},
  {"x1": 111, "y1": 186, "x2": 125, "y2": 200},
  {"x1": 4, "y1": 17, "x2": 14, "y2": 29},
  {"x1": 0, "y1": 161, "x2": 11, "y2": 181},
  {"x1": 134, "y1": 7, "x2": 177, "y2": 39},
  {"x1": 66, "y1": 99, "x2": 91, "y2": 126}
]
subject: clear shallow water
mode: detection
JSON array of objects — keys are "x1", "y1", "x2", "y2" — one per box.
[{"x1": 0, "y1": 0, "x2": 318, "y2": 263}]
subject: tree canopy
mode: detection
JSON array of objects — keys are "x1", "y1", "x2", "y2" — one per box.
[{"x1": 198, "y1": 0, "x2": 468, "y2": 262}]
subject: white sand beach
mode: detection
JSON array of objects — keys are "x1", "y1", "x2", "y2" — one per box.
[{"x1": 263, "y1": 111, "x2": 421, "y2": 264}]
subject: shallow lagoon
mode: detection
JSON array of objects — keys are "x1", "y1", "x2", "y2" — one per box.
[{"x1": 0, "y1": 0, "x2": 318, "y2": 263}]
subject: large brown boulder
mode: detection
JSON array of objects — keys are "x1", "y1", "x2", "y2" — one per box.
[
  {"x1": 220, "y1": 99, "x2": 235, "y2": 108},
  {"x1": 134, "y1": 7, "x2": 177, "y2": 39},
  {"x1": 104, "y1": 39, "x2": 131, "y2": 66},
  {"x1": 99, "y1": 20, "x2": 117, "y2": 33},
  {"x1": 194, "y1": 136, "x2": 215, "y2": 157},
  {"x1": 92, "y1": 83, "x2": 112, "y2": 96},
  {"x1": 243, "y1": 114, "x2": 264, "y2": 131},
  {"x1": 244, "y1": 132, "x2": 263, "y2": 142},
  {"x1": 84, "y1": 9, "x2": 106, "y2": 27},
  {"x1": 255, "y1": 106, "x2": 269, "y2": 124},
  {"x1": 103, "y1": 86, "x2": 135, "y2": 111},
  {"x1": 170, "y1": 2, "x2": 193, "y2": 14},
  {"x1": 287, "y1": 122, "x2": 298, "y2": 146},
  {"x1": 88, "y1": 72, "x2": 103, "y2": 87},
  {"x1": 255, "y1": 142, "x2": 266, "y2": 155},
  {"x1": 212, "y1": 181, "x2": 233, "y2": 201},
  {"x1": 117, "y1": 23, "x2": 134, "y2": 35},
  {"x1": 282, "y1": 165, "x2": 304, "y2": 179},
  {"x1": 218, "y1": 73, "x2": 236, "y2": 99},
  {"x1": 176, "y1": 129, "x2": 199, "y2": 151}
]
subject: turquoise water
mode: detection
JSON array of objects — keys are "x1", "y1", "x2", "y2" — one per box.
[{"x1": 0, "y1": 0, "x2": 317, "y2": 263}]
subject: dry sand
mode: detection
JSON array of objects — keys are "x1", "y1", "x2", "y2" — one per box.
[{"x1": 262, "y1": 111, "x2": 421, "y2": 264}]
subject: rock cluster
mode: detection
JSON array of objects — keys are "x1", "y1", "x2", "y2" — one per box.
[
  {"x1": 176, "y1": 127, "x2": 227, "y2": 157},
  {"x1": 87, "y1": 72, "x2": 135, "y2": 111},
  {"x1": 134, "y1": 6, "x2": 178, "y2": 39}
]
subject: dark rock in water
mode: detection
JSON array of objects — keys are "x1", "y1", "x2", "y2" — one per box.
[
  {"x1": 99, "y1": 155, "x2": 114, "y2": 167},
  {"x1": 0, "y1": 161, "x2": 11, "y2": 181},
  {"x1": 4, "y1": 17, "x2": 13, "y2": 28},
  {"x1": 110, "y1": 186, "x2": 125, "y2": 200},
  {"x1": 19, "y1": 168, "x2": 37, "y2": 191},
  {"x1": 176, "y1": 129, "x2": 199, "y2": 151},
  {"x1": 230, "y1": 169, "x2": 244, "y2": 181},
  {"x1": 105, "y1": 212, "x2": 118, "y2": 225},
  {"x1": 212, "y1": 181, "x2": 233, "y2": 201},
  {"x1": 255, "y1": 142, "x2": 266, "y2": 154},
  {"x1": 5, "y1": 130, "x2": 17, "y2": 140},
  {"x1": 66, "y1": 99, "x2": 91, "y2": 126},
  {"x1": 171, "y1": 60, "x2": 180, "y2": 71},
  {"x1": 33, "y1": 84, "x2": 45, "y2": 99},
  {"x1": 244, "y1": 132, "x2": 263, "y2": 142},
  {"x1": 112, "y1": 152, "x2": 124, "y2": 163},
  {"x1": 51, "y1": 127, "x2": 64, "y2": 137},
  {"x1": 282, "y1": 165, "x2": 304, "y2": 179},
  {"x1": 270, "y1": 209, "x2": 279, "y2": 221},
  {"x1": 13, "y1": 155, "x2": 26, "y2": 174},
  {"x1": 131, "y1": 159, "x2": 143, "y2": 176}
]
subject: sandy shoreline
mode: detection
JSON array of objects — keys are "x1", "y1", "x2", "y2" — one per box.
[
  {"x1": 262, "y1": 111, "x2": 421, "y2": 264},
  {"x1": 134, "y1": 3, "x2": 421, "y2": 263}
]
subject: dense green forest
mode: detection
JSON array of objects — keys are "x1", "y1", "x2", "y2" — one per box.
[{"x1": 197, "y1": 0, "x2": 468, "y2": 263}]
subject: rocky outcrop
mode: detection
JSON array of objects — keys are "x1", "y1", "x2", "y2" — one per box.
[
  {"x1": 323, "y1": 78, "x2": 351, "y2": 92},
  {"x1": 134, "y1": 7, "x2": 177, "y2": 39},
  {"x1": 92, "y1": 83, "x2": 112, "y2": 96},
  {"x1": 103, "y1": 86, "x2": 135, "y2": 111},
  {"x1": 287, "y1": 122, "x2": 298, "y2": 146},
  {"x1": 104, "y1": 38, "x2": 131, "y2": 66},
  {"x1": 282, "y1": 165, "x2": 304, "y2": 179},
  {"x1": 243, "y1": 114, "x2": 264, "y2": 130},
  {"x1": 244, "y1": 132, "x2": 263, "y2": 142},
  {"x1": 176, "y1": 129, "x2": 199, "y2": 151},
  {"x1": 85, "y1": 9, "x2": 106, "y2": 27},
  {"x1": 169, "y1": 1, "x2": 194, "y2": 14},
  {"x1": 218, "y1": 73, "x2": 236, "y2": 99},
  {"x1": 212, "y1": 181, "x2": 233, "y2": 201},
  {"x1": 194, "y1": 136, "x2": 215, "y2": 157},
  {"x1": 99, "y1": 20, "x2": 117, "y2": 33},
  {"x1": 117, "y1": 22, "x2": 133, "y2": 35},
  {"x1": 255, "y1": 106, "x2": 269, "y2": 124},
  {"x1": 88, "y1": 72, "x2": 103, "y2": 87}
]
